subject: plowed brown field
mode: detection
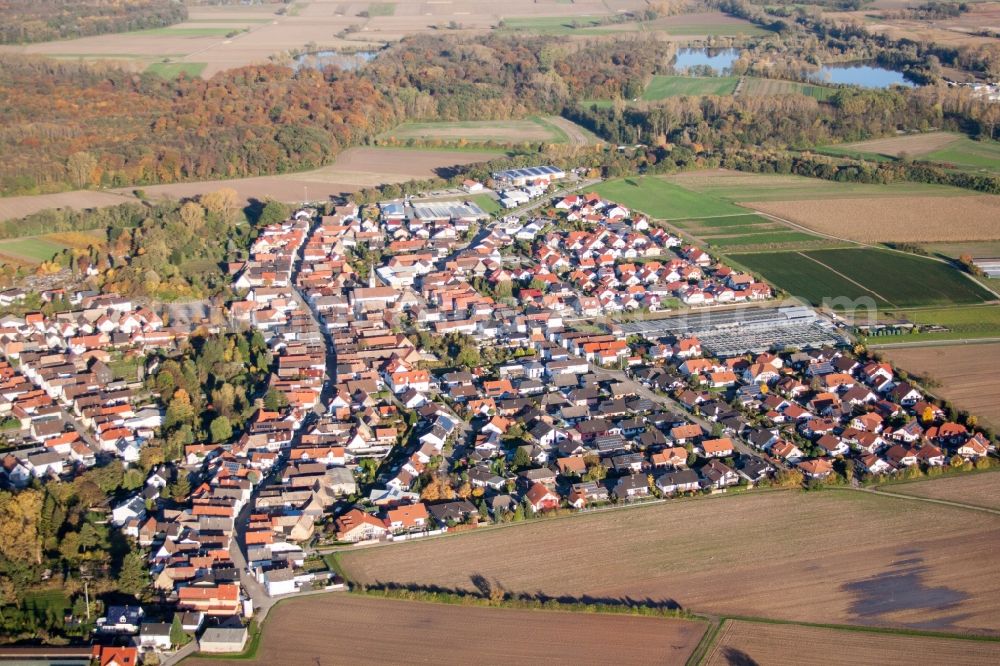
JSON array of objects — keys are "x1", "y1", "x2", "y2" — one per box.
[
  {"x1": 338, "y1": 490, "x2": 1000, "y2": 634},
  {"x1": 883, "y1": 343, "x2": 1000, "y2": 428},
  {"x1": 746, "y1": 196, "x2": 1000, "y2": 242},
  {"x1": 184, "y1": 594, "x2": 706, "y2": 665},
  {"x1": 705, "y1": 620, "x2": 1000, "y2": 666}
]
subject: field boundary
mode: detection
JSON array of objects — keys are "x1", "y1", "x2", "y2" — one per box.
[
  {"x1": 831, "y1": 486, "x2": 1000, "y2": 517},
  {"x1": 738, "y1": 208, "x2": 1000, "y2": 301},
  {"x1": 794, "y1": 251, "x2": 896, "y2": 306}
]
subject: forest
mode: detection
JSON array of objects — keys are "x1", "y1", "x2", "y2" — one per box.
[
  {"x1": 0, "y1": 0, "x2": 187, "y2": 44},
  {"x1": 0, "y1": 56, "x2": 401, "y2": 196},
  {"x1": 15, "y1": 190, "x2": 260, "y2": 300}
]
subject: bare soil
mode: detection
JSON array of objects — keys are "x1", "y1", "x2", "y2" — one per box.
[
  {"x1": 891, "y1": 472, "x2": 1000, "y2": 512},
  {"x1": 884, "y1": 343, "x2": 1000, "y2": 428},
  {"x1": 184, "y1": 593, "x2": 706, "y2": 665},
  {"x1": 0, "y1": 191, "x2": 134, "y2": 222},
  {"x1": 705, "y1": 619, "x2": 1000, "y2": 666},
  {"x1": 746, "y1": 196, "x2": 1000, "y2": 242},
  {"x1": 338, "y1": 490, "x2": 1000, "y2": 634},
  {"x1": 838, "y1": 132, "x2": 961, "y2": 157}
]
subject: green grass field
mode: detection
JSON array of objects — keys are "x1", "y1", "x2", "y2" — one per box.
[
  {"x1": 381, "y1": 117, "x2": 576, "y2": 145},
  {"x1": 658, "y1": 22, "x2": 772, "y2": 36},
  {"x1": 870, "y1": 304, "x2": 1000, "y2": 342},
  {"x1": 468, "y1": 193, "x2": 502, "y2": 216},
  {"x1": 642, "y1": 75, "x2": 738, "y2": 100},
  {"x1": 738, "y1": 248, "x2": 993, "y2": 308},
  {"x1": 367, "y1": 2, "x2": 396, "y2": 16},
  {"x1": 667, "y1": 172, "x2": 967, "y2": 202},
  {"x1": 132, "y1": 27, "x2": 237, "y2": 37},
  {"x1": 703, "y1": 231, "x2": 823, "y2": 248},
  {"x1": 819, "y1": 134, "x2": 1000, "y2": 173},
  {"x1": 925, "y1": 138, "x2": 1000, "y2": 172},
  {"x1": 0, "y1": 237, "x2": 69, "y2": 263},
  {"x1": 591, "y1": 177, "x2": 746, "y2": 219},
  {"x1": 497, "y1": 16, "x2": 608, "y2": 34},
  {"x1": 146, "y1": 62, "x2": 207, "y2": 78},
  {"x1": 742, "y1": 77, "x2": 837, "y2": 100}
]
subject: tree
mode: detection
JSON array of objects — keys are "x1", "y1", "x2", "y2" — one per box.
[
  {"x1": 169, "y1": 474, "x2": 191, "y2": 502},
  {"x1": 170, "y1": 614, "x2": 191, "y2": 646},
  {"x1": 200, "y1": 188, "x2": 240, "y2": 225},
  {"x1": 263, "y1": 389, "x2": 288, "y2": 411},
  {"x1": 165, "y1": 389, "x2": 195, "y2": 431},
  {"x1": 257, "y1": 200, "x2": 290, "y2": 228},
  {"x1": 511, "y1": 446, "x2": 532, "y2": 470},
  {"x1": 0, "y1": 489, "x2": 43, "y2": 564},
  {"x1": 122, "y1": 468, "x2": 145, "y2": 491},
  {"x1": 209, "y1": 415, "x2": 233, "y2": 443},
  {"x1": 119, "y1": 550, "x2": 148, "y2": 597},
  {"x1": 67, "y1": 151, "x2": 97, "y2": 188},
  {"x1": 179, "y1": 201, "x2": 205, "y2": 231},
  {"x1": 139, "y1": 445, "x2": 165, "y2": 472}
]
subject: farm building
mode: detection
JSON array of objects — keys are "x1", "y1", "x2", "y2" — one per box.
[
  {"x1": 199, "y1": 626, "x2": 249, "y2": 653},
  {"x1": 492, "y1": 165, "x2": 566, "y2": 187}
]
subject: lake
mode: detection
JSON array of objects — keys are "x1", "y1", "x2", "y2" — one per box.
[
  {"x1": 293, "y1": 50, "x2": 377, "y2": 72},
  {"x1": 672, "y1": 48, "x2": 741, "y2": 75},
  {"x1": 809, "y1": 62, "x2": 915, "y2": 88}
]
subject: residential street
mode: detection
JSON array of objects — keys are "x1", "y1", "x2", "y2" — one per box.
[{"x1": 589, "y1": 363, "x2": 786, "y2": 470}]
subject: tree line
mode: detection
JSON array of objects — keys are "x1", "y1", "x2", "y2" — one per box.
[{"x1": 0, "y1": 0, "x2": 187, "y2": 44}]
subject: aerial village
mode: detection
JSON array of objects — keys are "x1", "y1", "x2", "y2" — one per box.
[{"x1": 0, "y1": 166, "x2": 994, "y2": 663}]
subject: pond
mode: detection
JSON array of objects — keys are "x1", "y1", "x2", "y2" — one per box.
[
  {"x1": 293, "y1": 50, "x2": 377, "y2": 72},
  {"x1": 809, "y1": 62, "x2": 915, "y2": 88},
  {"x1": 672, "y1": 48, "x2": 741, "y2": 75}
]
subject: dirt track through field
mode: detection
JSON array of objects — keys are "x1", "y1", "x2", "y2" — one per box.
[{"x1": 795, "y1": 251, "x2": 896, "y2": 306}]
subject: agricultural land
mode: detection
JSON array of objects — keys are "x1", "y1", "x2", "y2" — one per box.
[
  {"x1": 734, "y1": 248, "x2": 993, "y2": 308},
  {"x1": 338, "y1": 490, "x2": 1000, "y2": 634},
  {"x1": 821, "y1": 132, "x2": 1000, "y2": 174},
  {"x1": 111, "y1": 148, "x2": 498, "y2": 208},
  {"x1": 883, "y1": 342, "x2": 1000, "y2": 429},
  {"x1": 378, "y1": 117, "x2": 599, "y2": 146},
  {"x1": 183, "y1": 594, "x2": 706, "y2": 666},
  {"x1": 745, "y1": 195, "x2": 1000, "y2": 243},
  {"x1": 705, "y1": 619, "x2": 1000, "y2": 666},
  {"x1": 642, "y1": 75, "x2": 740, "y2": 100},
  {"x1": 888, "y1": 470, "x2": 1000, "y2": 511},
  {"x1": 0, "y1": 3, "x2": 764, "y2": 77}
]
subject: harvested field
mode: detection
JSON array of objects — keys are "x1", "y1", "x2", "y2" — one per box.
[
  {"x1": 833, "y1": 132, "x2": 962, "y2": 158},
  {"x1": 746, "y1": 196, "x2": 1000, "y2": 243},
  {"x1": 741, "y1": 77, "x2": 836, "y2": 100},
  {"x1": 183, "y1": 594, "x2": 706, "y2": 666},
  {"x1": 666, "y1": 169, "x2": 962, "y2": 202},
  {"x1": 705, "y1": 620, "x2": 1000, "y2": 666},
  {"x1": 338, "y1": 490, "x2": 1000, "y2": 633},
  {"x1": 0, "y1": 191, "x2": 135, "y2": 223},
  {"x1": 382, "y1": 116, "x2": 598, "y2": 145},
  {"x1": 891, "y1": 472, "x2": 1000, "y2": 512},
  {"x1": 111, "y1": 147, "x2": 496, "y2": 205},
  {"x1": 883, "y1": 342, "x2": 1000, "y2": 429},
  {"x1": 0, "y1": 0, "x2": 656, "y2": 76},
  {"x1": 0, "y1": 148, "x2": 496, "y2": 221}
]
